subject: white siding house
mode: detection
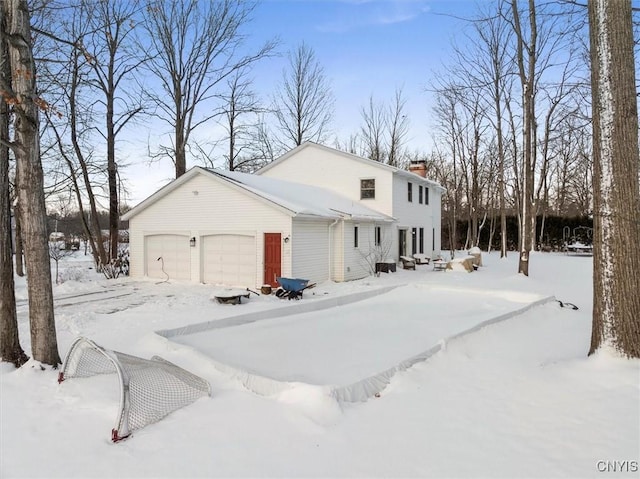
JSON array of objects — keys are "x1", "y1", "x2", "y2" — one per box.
[
  {"x1": 258, "y1": 142, "x2": 444, "y2": 260},
  {"x1": 122, "y1": 167, "x2": 393, "y2": 287}
]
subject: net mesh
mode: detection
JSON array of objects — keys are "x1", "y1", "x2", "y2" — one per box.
[{"x1": 59, "y1": 337, "x2": 210, "y2": 441}]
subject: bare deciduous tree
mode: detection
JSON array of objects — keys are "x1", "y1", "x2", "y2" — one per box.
[
  {"x1": 143, "y1": 0, "x2": 274, "y2": 178},
  {"x1": 85, "y1": 0, "x2": 145, "y2": 261},
  {"x1": 247, "y1": 116, "x2": 277, "y2": 166},
  {"x1": 386, "y1": 87, "x2": 409, "y2": 167},
  {"x1": 0, "y1": 13, "x2": 28, "y2": 367},
  {"x1": 36, "y1": 0, "x2": 147, "y2": 267},
  {"x1": 333, "y1": 133, "x2": 360, "y2": 155},
  {"x1": 360, "y1": 95, "x2": 386, "y2": 162},
  {"x1": 2, "y1": 0, "x2": 60, "y2": 366},
  {"x1": 510, "y1": 0, "x2": 537, "y2": 276},
  {"x1": 454, "y1": 87, "x2": 489, "y2": 250},
  {"x1": 588, "y1": 0, "x2": 640, "y2": 358},
  {"x1": 433, "y1": 89, "x2": 463, "y2": 255},
  {"x1": 273, "y1": 42, "x2": 334, "y2": 149},
  {"x1": 48, "y1": 242, "x2": 73, "y2": 285},
  {"x1": 37, "y1": 2, "x2": 111, "y2": 270},
  {"x1": 219, "y1": 67, "x2": 268, "y2": 172},
  {"x1": 359, "y1": 88, "x2": 409, "y2": 167},
  {"x1": 472, "y1": 0, "x2": 513, "y2": 257}
]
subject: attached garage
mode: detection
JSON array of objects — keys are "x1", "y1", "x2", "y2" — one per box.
[
  {"x1": 122, "y1": 167, "x2": 393, "y2": 287},
  {"x1": 145, "y1": 234, "x2": 191, "y2": 281},
  {"x1": 202, "y1": 234, "x2": 256, "y2": 287}
]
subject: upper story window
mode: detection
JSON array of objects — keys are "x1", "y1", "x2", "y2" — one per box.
[
  {"x1": 408, "y1": 182, "x2": 413, "y2": 202},
  {"x1": 360, "y1": 179, "x2": 375, "y2": 199},
  {"x1": 419, "y1": 185, "x2": 423, "y2": 204},
  {"x1": 425, "y1": 187, "x2": 429, "y2": 205}
]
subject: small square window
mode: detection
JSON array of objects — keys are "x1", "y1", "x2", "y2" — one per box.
[{"x1": 361, "y1": 179, "x2": 375, "y2": 199}]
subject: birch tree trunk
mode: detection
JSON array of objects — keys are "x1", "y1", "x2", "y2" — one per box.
[
  {"x1": 5, "y1": 0, "x2": 60, "y2": 366},
  {"x1": 588, "y1": 0, "x2": 640, "y2": 358}
]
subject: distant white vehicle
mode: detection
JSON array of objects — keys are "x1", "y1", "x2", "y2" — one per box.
[{"x1": 49, "y1": 232, "x2": 65, "y2": 242}]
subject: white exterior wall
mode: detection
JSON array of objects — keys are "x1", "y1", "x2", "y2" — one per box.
[
  {"x1": 259, "y1": 147, "x2": 395, "y2": 216},
  {"x1": 291, "y1": 218, "x2": 331, "y2": 284},
  {"x1": 291, "y1": 218, "x2": 354, "y2": 283},
  {"x1": 341, "y1": 221, "x2": 394, "y2": 281},
  {"x1": 391, "y1": 174, "x2": 442, "y2": 258},
  {"x1": 432, "y1": 188, "x2": 442, "y2": 253},
  {"x1": 332, "y1": 220, "x2": 345, "y2": 282},
  {"x1": 128, "y1": 174, "x2": 293, "y2": 287},
  {"x1": 343, "y1": 221, "x2": 368, "y2": 281}
]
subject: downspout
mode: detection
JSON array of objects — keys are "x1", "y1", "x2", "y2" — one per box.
[{"x1": 328, "y1": 218, "x2": 340, "y2": 281}]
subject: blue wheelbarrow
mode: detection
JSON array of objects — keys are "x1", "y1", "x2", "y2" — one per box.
[{"x1": 275, "y1": 277, "x2": 316, "y2": 300}]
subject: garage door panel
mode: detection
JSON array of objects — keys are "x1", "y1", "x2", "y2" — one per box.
[
  {"x1": 202, "y1": 234, "x2": 256, "y2": 287},
  {"x1": 145, "y1": 235, "x2": 191, "y2": 281}
]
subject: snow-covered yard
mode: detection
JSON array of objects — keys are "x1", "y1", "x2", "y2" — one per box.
[{"x1": 1, "y1": 251, "x2": 638, "y2": 478}]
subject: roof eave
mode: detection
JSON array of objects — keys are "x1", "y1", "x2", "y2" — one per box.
[
  {"x1": 394, "y1": 169, "x2": 444, "y2": 191},
  {"x1": 350, "y1": 216, "x2": 395, "y2": 223}
]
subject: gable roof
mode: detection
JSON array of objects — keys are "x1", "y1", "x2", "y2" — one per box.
[
  {"x1": 122, "y1": 166, "x2": 394, "y2": 223},
  {"x1": 257, "y1": 141, "x2": 444, "y2": 191}
]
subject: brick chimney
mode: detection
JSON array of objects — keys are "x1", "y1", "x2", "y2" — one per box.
[{"x1": 409, "y1": 160, "x2": 427, "y2": 178}]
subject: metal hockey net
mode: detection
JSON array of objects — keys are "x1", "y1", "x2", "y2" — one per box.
[{"x1": 58, "y1": 337, "x2": 210, "y2": 442}]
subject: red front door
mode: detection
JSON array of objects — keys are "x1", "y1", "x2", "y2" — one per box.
[{"x1": 264, "y1": 233, "x2": 282, "y2": 287}]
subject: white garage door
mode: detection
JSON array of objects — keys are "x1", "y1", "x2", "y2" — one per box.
[
  {"x1": 202, "y1": 234, "x2": 256, "y2": 287},
  {"x1": 145, "y1": 235, "x2": 191, "y2": 281}
]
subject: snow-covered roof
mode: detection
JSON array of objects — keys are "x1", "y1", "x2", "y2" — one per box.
[
  {"x1": 208, "y1": 169, "x2": 394, "y2": 222},
  {"x1": 122, "y1": 166, "x2": 394, "y2": 223}
]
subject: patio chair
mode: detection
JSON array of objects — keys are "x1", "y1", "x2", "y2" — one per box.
[{"x1": 399, "y1": 256, "x2": 416, "y2": 270}]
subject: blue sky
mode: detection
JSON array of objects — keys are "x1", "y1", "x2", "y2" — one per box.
[
  {"x1": 247, "y1": 0, "x2": 469, "y2": 148},
  {"x1": 124, "y1": 0, "x2": 472, "y2": 204}
]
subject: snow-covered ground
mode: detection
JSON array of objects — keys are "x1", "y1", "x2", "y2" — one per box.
[{"x1": 1, "y1": 250, "x2": 638, "y2": 478}]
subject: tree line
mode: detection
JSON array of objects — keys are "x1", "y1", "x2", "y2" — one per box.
[{"x1": 444, "y1": 214, "x2": 593, "y2": 253}]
